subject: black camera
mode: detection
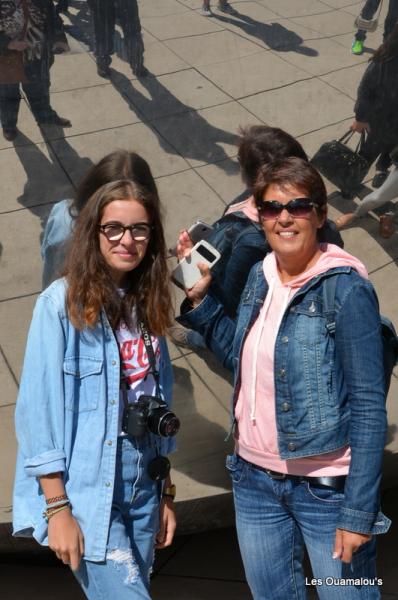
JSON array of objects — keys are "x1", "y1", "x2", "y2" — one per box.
[{"x1": 122, "y1": 395, "x2": 180, "y2": 438}]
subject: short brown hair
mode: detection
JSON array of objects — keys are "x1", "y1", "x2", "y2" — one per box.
[{"x1": 254, "y1": 157, "x2": 327, "y2": 217}]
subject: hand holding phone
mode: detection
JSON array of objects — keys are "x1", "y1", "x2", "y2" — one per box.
[{"x1": 171, "y1": 240, "x2": 220, "y2": 290}]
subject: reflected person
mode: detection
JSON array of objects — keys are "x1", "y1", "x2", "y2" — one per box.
[
  {"x1": 87, "y1": 0, "x2": 146, "y2": 78},
  {"x1": 0, "y1": 0, "x2": 71, "y2": 141}
]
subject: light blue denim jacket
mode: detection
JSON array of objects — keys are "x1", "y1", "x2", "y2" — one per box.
[
  {"x1": 178, "y1": 263, "x2": 390, "y2": 536},
  {"x1": 13, "y1": 278, "x2": 176, "y2": 561}
]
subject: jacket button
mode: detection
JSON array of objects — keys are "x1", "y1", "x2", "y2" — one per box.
[
  {"x1": 112, "y1": 360, "x2": 116, "y2": 366},
  {"x1": 110, "y1": 399, "x2": 116, "y2": 406},
  {"x1": 105, "y1": 482, "x2": 111, "y2": 487},
  {"x1": 106, "y1": 440, "x2": 112, "y2": 446},
  {"x1": 290, "y1": 307, "x2": 295, "y2": 313},
  {"x1": 282, "y1": 336, "x2": 289, "y2": 343},
  {"x1": 288, "y1": 443, "x2": 296, "y2": 452},
  {"x1": 281, "y1": 402, "x2": 290, "y2": 412},
  {"x1": 279, "y1": 368, "x2": 286, "y2": 377}
]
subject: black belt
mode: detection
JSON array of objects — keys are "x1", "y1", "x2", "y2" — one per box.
[{"x1": 238, "y1": 456, "x2": 346, "y2": 491}]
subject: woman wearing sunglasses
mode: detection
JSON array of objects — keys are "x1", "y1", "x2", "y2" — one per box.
[
  {"x1": 177, "y1": 157, "x2": 390, "y2": 599},
  {"x1": 13, "y1": 177, "x2": 178, "y2": 599}
]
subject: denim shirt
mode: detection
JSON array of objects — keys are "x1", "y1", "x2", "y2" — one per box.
[
  {"x1": 178, "y1": 263, "x2": 390, "y2": 535},
  {"x1": 13, "y1": 278, "x2": 176, "y2": 561}
]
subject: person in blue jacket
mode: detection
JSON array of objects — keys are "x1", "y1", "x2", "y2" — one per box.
[
  {"x1": 13, "y1": 175, "x2": 178, "y2": 599},
  {"x1": 177, "y1": 157, "x2": 390, "y2": 599}
]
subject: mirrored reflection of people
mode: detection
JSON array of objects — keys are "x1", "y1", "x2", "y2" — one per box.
[
  {"x1": 0, "y1": 0, "x2": 71, "y2": 141},
  {"x1": 351, "y1": 0, "x2": 398, "y2": 55},
  {"x1": 178, "y1": 157, "x2": 390, "y2": 599},
  {"x1": 13, "y1": 175, "x2": 178, "y2": 599},
  {"x1": 41, "y1": 150, "x2": 158, "y2": 288},
  {"x1": 336, "y1": 162, "x2": 398, "y2": 234},
  {"x1": 170, "y1": 126, "x2": 344, "y2": 351},
  {"x1": 87, "y1": 0, "x2": 146, "y2": 78},
  {"x1": 351, "y1": 24, "x2": 398, "y2": 189}
]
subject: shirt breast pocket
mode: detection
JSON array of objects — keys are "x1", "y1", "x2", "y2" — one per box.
[
  {"x1": 63, "y1": 357, "x2": 103, "y2": 412},
  {"x1": 293, "y1": 298, "x2": 325, "y2": 346}
]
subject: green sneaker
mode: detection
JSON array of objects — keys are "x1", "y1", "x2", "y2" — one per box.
[{"x1": 351, "y1": 39, "x2": 364, "y2": 55}]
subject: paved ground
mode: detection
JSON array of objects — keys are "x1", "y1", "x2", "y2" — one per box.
[
  {"x1": 1, "y1": 487, "x2": 397, "y2": 599},
  {"x1": 0, "y1": 0, "x2": 397, "y2": 596}
]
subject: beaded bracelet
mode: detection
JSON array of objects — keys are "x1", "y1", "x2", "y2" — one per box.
[{"x1": 46, "y1": 494, "x2": 68, "y2": 505}]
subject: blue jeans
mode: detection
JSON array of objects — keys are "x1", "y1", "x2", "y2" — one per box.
[
  {"x1": 227, "y1": 454, "x2": 381, "y2": 600},
  {"x1": 74, "y1": 437, "x2": 160, "y2": 599}
]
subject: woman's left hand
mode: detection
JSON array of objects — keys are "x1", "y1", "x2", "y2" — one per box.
[
  {"x1": 155, "y1": 497, "x2": 177, "y2": 549},
  {"x1": 333, "y1": 528, "x2": 372, "y2": 563}
]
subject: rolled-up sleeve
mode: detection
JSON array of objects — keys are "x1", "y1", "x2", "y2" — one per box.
[{"x1": 15, "y1": 293, "x2": 67, "y2": 478}]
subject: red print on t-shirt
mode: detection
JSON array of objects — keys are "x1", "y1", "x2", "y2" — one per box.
[{"x1": 116, "y1": 322, "x2": 159, "y2": 387}]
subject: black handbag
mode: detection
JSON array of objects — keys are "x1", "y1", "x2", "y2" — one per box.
[{"x1": 311, "y1": 131, "x2": 370, "y2": 198}]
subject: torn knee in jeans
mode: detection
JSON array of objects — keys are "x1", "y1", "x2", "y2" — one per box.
[{"x1": 106, "y1": 548, "x2": 140, "y2": 585}]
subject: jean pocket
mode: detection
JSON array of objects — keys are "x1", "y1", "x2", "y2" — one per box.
[
  {"x1": 225, "y1": 454, "x2": 246, "y2": 484},
  {"x1": 305, "y1": 482, "x2": 344, "y2": 503}
]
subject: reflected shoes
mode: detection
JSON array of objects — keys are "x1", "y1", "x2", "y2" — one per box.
[
  {"x1": 38, "y1": 114, "x2": 72, "y2": 127},
  {"x1": 96, "y1": 57, "x2": 111, "y2": 78},
  {"x1": 351, "y1": 39, "x2": 364, "y2": 55},
  {"x1": 372, "y1": 171, "x2": 389, "y2": 188},
  {"x1": 335, "y1": 213, "x2": 357, "y2": 230},
  {"x1": 379, "y1": 212, "x2": 395, "y2": 238},
  {"x1": 168, "y1": 325, "x2": 191, "y2": 348},
  {"x1": 131, "y1": 64, "x2": 149, "y2": 78},
  {"x1": 2, "y1": 127, "x2": 17, "y2": 141},
  {"x1": 218, "y1": 2, "x2": 237, "y2": 14}
]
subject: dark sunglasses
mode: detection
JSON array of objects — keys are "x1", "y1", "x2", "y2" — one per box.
[{"x1": 256, "y1": 198, "x2": 317, "y2": 220}]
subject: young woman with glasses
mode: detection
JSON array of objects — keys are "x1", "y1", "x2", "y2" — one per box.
[
  {"x1": 13, "y1": 176, "x2": 178, "y2": 599},
  {"x1": 177, "y1": 157, "x2": 390, "y2": 599},
  {"x1": 41, "y1": 149, "x2": 159, "y2": 288}
]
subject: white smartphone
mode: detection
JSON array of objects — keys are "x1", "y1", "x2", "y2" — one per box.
[
  {"x1": 168, "y1": 220, "x2": 214, "y2": 257},
  {"x1": 171, "y1": 240, "x2": 221, "y2": 289}
]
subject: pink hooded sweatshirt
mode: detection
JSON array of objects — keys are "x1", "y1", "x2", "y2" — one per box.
[{"x1": 235, "y1": 244, "x2": 369, "y2": 476}]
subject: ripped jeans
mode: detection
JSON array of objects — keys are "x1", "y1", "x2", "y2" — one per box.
[{"x1": 74, "y1": 436, "x2": 160, "y2": 599}]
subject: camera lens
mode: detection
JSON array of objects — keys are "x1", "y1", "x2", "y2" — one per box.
[
  {"x1": 148, "y1": 408, "x2": 180, "y2": 437},
  {"x1": 159, "y1": 413, "x2": 180, "y2": 437}
]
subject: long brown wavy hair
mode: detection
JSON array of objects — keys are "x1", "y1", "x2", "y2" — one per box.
[{"x1": 64, "y1": 179, "x2": 173, "y2": 335}]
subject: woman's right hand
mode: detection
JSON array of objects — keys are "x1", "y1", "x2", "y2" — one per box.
[
  {"x1": 176, "y1": 230, "x2": 212, "y2": 307},
  {"x1": 350, "y1": 119, "x2": 370, "y2": 133},
  {"x1": 7, "y1": 40, "x2": 29, "y2": 51},
  {"x1": 48, "y1": 508, "x2": 84, "y2": 571}
]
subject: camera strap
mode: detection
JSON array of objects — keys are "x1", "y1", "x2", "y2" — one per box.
[{"x1": 139, "y1": 321, "x2": 161, "y2": 398}]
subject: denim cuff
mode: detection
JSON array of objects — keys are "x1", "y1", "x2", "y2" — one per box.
[
  {"x1": 23, "y1": 449, "x2": 66, "y2": 477},
  {"x1": 177, "y1": 294, "x2": 220, "y2": 329},
  {"x1": 337, "y1": 507, "x2": 391, "y2": 535}
]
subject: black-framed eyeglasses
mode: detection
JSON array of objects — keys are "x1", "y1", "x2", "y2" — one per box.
[
  {"x1": 256, "y1": 198, "x2": 317, "y2": 220},
  {"x1": 99, "y1": 222, "x2": 152, "y2": 242}
]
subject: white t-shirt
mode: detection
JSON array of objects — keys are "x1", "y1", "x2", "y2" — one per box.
[{"x1": 115, "y1": 318, "x2": 160, "y2": 435}]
